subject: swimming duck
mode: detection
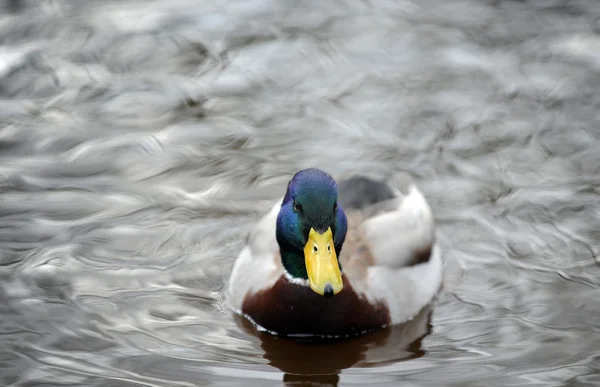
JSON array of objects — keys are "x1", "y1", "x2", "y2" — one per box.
[{"x1": 225, "y1": 168, "x2": 442, "y2": 338}]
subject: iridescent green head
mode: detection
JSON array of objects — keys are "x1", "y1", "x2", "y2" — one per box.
[{"x1": 276, "y1": 168, "x2": 348, "y2": 297}]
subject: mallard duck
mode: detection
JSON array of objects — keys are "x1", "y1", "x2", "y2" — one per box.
[{"x1": 225, "y1": 168, "x2": 442, "y2": 338}]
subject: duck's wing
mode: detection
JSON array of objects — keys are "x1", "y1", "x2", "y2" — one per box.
[
  {"x1": 361, "y1": 183, "x2": 436, "y2": 268},
  {"x1": 338, "y1": 174, "x2": 435, "y2": 268},
  {"x1": 225, "y1": 200, "x2": 284, "y2": 312},
  {"x1": 338, "y1": 174, "x2": 443, "y2": 325}
]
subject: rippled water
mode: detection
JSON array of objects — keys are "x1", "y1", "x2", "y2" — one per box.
[{"x1": 1, "y1": 0, "x2": 600, "y2": 386}]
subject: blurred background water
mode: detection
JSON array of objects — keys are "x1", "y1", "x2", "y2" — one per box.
[{"x1": 1, "y1": 0, "x2": 600, "y2": 386}]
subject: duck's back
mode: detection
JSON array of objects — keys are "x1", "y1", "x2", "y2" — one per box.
[{"x1": 338, "y1": 176, "x2": 396, "y2": 211}]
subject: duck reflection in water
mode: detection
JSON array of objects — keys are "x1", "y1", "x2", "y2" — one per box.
[{"x1": 235, "y1": 303, "x2": 433, "y2": 386}]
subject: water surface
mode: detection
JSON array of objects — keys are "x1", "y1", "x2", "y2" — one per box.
[{"x1": 1, "y1": 0, "x2": 600, "y2": 386}]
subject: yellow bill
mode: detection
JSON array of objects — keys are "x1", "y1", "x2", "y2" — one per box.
[{"x1": 303, "y1": 227, "x2": 343, "y2": 297}]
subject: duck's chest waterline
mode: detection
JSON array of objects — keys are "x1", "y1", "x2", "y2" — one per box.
[{"x1": 241, "y1": 275, "x2": 391, "y2": 337}]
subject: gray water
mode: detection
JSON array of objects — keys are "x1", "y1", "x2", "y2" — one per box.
[{"x1": 1, "y1": 0, "x2": 600, "y2": 386}]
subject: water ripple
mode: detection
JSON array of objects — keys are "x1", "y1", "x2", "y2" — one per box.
[{"x1": 1, "y1": 0, "x2": 600, "y2": 386}]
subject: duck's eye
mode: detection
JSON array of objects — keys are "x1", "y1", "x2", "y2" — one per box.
[
  {"x1": 313, "y1": 244, "x2": 318, "y2": 253},
  {"x1": 293, "y1": 201, "x2": 302, "y2": 213},
  {"x1": 333, "y1": 202, "x2": 338, "y2": 212}
]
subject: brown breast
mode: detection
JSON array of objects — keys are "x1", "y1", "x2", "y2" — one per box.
[{"x1": 241, "y1": 274, "x2": 391, "y2": 338}]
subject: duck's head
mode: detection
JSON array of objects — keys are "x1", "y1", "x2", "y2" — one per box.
[{"x1": 276, "y1": 168, "x2": 348, "y2": 297}]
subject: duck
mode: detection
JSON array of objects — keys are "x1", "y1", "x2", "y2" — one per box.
[{"x1": 225, "y1": 168, "x2": 443, "y2": 338}]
